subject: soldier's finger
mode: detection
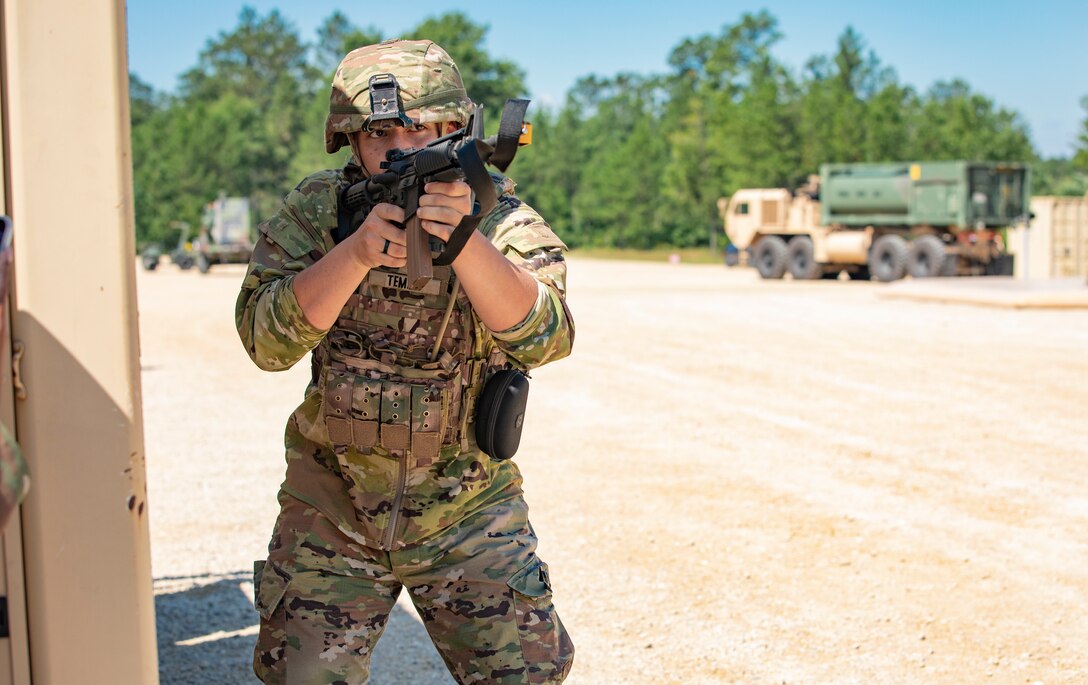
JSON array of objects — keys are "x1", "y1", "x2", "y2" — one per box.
[
  {"x1": 375, "y1": 235, "x2": 407, "y2": 259},
  {"x1": 424, "y1": 181, "x2": 470, "y2": 197},
  {"x1": 371, "y1": 233, "x2": 406, "y2": 267},
  {"x1": 372, "y1": 223, "x2": 407, "y2": 247},
  {"x1": 419, "y1": 189, "x2": 472, "y2": 213},
  {"x1": 380, "y1": 253, "x2": 407, "y2": 268},
  {"x1": 420, "y1": 220, "x2": 455, "y2": 242},
  {"x1": 369, "y1": 202, "x2": 406, "y2": 225},
  {"x1": 417, "y1": 205, "x2": 465, "y2": 227}
]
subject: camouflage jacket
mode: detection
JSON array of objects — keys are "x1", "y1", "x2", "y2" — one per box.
[{"x1": 236, "y1": 163, "x2": 574, "y2": 550}]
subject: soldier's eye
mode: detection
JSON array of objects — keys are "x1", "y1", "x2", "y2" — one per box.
[{"x1": 368, "y1": 129, "x2": 387, "y2": 139}]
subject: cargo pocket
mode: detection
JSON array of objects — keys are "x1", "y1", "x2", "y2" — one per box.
[
  {"x1": 507, "y1": 557, "x2": 575, "y2": 684},
  {"x1": 254, "y1": 559, "x2": 290, "y2": 620},
  {"x1": 253, "y1": 560, "x2": 291, "y2": 682}
]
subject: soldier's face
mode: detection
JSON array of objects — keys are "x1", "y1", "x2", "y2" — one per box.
[{"x1": 354, "y1": 121, "x2": 441, "y2": 174}]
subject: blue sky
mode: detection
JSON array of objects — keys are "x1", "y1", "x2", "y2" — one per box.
[{"x1": 126, "y1": 0, "x2": 1087, "y2": 158}]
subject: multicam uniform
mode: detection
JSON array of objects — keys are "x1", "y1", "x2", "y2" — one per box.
[{"x1": 236, "y1": 156, "x2": 575, "y2": 683}]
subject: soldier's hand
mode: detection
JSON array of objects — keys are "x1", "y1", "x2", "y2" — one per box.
[
  {"x1": 350, "y1": 203, "x2": 407, "y2": 269},
  {"x1": 417, "y1": 180, "x2": 472, "y2": 242}
]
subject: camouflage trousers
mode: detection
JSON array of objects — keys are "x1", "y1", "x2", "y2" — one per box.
[{"x1": 253, "y1": 493, "x2": 574, "y2": 684}]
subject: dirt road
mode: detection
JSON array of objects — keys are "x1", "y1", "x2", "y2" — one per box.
[{"x1": 139, "y1": 259, "x2": 1088, "y2": 684}]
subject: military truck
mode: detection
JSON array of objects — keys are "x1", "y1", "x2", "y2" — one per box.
[
  {"x1": 718, "y1": 161, "x2": 1030, "y2": 281},
  {"x1": 192, "y1": 195, "x2": 254, "y2": 273},
  {"x1": 139, "y1": 220, "x2": 195, "y2": 271}
]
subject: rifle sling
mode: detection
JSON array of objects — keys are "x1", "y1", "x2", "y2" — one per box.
[
  {"x1": 434, "y1": 139, "x2": 497, "y2": 266},
  {"x1": 488, "y1": 99, "x2": 530, "y2": 173}
]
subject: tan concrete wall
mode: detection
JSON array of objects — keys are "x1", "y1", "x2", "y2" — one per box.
[
  {"x1": 1, "y1": 0, "x2": 158, "y2": 682},
  {"x1": 0, "y1": 20, "x2": 32, "y2": 683}
]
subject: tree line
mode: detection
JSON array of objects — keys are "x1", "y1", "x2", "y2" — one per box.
[{"x1": 130, "y1": 8, "x2": 1088, "y2": 250}]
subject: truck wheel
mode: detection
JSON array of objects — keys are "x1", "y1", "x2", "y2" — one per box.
[
  {"x1": 786, "y1": 237, "x2": 823, "y2": 280},
  {"x1": 196, "y1": 254, "x2": 211, "y2": 274},
  {"x1": 906, "y1": 235, "x2": 946, "y2": 278},
  {"x1": 940, "y1": 253, "x2": 958, "y2": 277},
  {"x1": 176, "y1": 255, "x2": 195, "y2": 270},
  {"x1": 753, "y1": 236, "x2": 788, "y2": 279},
  {"x1": 141, "y1": 255, "x2": 159, "y2": 271},
  {"x1": 869, "y1": 234, "x2": 908, "y2": 282}
]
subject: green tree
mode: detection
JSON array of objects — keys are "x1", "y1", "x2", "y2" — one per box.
[
  {"x1": 290, "y1": 13, "x2": 383, "y2": 183},
  {"x1": 130, "y1": 7, "x2": 1052, "y2": 252},
  {"x1": 129, "y1": 73, "x2": 161, "y2": 129},
  {"x1": 567, "y1": 74, "x2": 669, "y2": 248},
  {"x1": 132, "y1": 94, "x2": 288, "y2": 244},
  {"x1": 179, "y1": 7, "x2": 321, "y2": 108},
  {"x1": 1033, "y1": 157, "x2": 1088, "y2": 196},
  {"x1": 1073, "y1": 95, "x2": 1088, "y2": 173},
  {"x1": 798, "y1": 27, "x2": 907, "y2": 169},
  {"x1": 659, "y1": 11, "x2": 798, "y2": 246},
  {"x1": 408, "y1": 12, "x2": 527, "y2": 126},
  {"x1": 911, "y1": 80, "x2": 1034, "y2": 161},
  {"x1": 178, "y1": 6, "x2": 320, "y2": 184},
  {"x1": 512, "y1": 105, "x2": 583, "y2": 244},
  {"x1": 314, "y1": 11, "x2": 383, "y2": 75},
  {"x1": 133, "y1": 7, "x2": 322, "y2": 244}
]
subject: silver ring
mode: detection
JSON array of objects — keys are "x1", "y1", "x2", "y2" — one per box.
[{"x1": 381, "y1": 239, "x2": 390, "y2": 255}]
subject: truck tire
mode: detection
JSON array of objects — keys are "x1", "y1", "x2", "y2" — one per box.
[
  {"x1": 869, "y1": 234, "x2": 908, "y2": 282},
  {"x1": 940, "y1": 253, "x2": 958, "y2": 277},
  {"x1": 753, "y1": 236, "x2": 788, "y2": 279},
  {"x1": 196, "y1": 253, "x2": 211, "y2": 274},
  {"x1": 141, "y1": 255, "x2": 159, "y2": 271},
  {"x1": 906, "y1": 235, "x2": 946, "y2": 278},
  {"x1": 786, "y1": 237, "x2": 823, "y2": 280}
]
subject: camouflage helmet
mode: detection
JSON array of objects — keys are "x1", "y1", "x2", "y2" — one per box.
[{"x1": 325, "y1": 39, "x2": 473, "y2": 154}]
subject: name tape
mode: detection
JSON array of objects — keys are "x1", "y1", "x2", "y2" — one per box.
[{"x1": 367, "y1": 269, "x2": 442, "y2": 295}]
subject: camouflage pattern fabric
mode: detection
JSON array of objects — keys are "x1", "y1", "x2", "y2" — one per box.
[
  {"x1": 237, "y1": 160, "x2": 574, "y2": 682},
  {"x1": 0, "y1": 219, "x2": 28, "y2": 531},
  {"x1": 326, "y1": 40, "x2": 474, "y2": 154},
  {"x1": 236, "y1": 165, "x2": 572, "y2": 551},
  {"x1": 0, "y1": 423, "x2": 28, "y2": 531},
  {"x1": 254, "y1": 494, "x2": 573, "y2": 684}
]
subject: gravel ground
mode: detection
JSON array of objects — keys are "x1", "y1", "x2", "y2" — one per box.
[{"x1": 139, "y1": 259, "x2": 1088, "y2": 685}]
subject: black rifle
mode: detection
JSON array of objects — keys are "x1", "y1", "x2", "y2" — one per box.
[{"x1": 334, "y1": 98, "x2": 531, "y2": 289}]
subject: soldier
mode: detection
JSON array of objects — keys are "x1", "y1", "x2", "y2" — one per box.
[{"x1": 236, "y1": 39, "x2": 575, "y2": 684}]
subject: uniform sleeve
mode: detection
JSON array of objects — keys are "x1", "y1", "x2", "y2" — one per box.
[
  {"x1": 479, "y1": 193, "x2": 575, "y2": 370},
  {"x1": 235, "y1": 182, "x2": 333, "y2": 372}
]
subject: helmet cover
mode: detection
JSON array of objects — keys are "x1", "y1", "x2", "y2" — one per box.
[{"x1": 325, "y1": 39, "x2": 473, "y2": 154}]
